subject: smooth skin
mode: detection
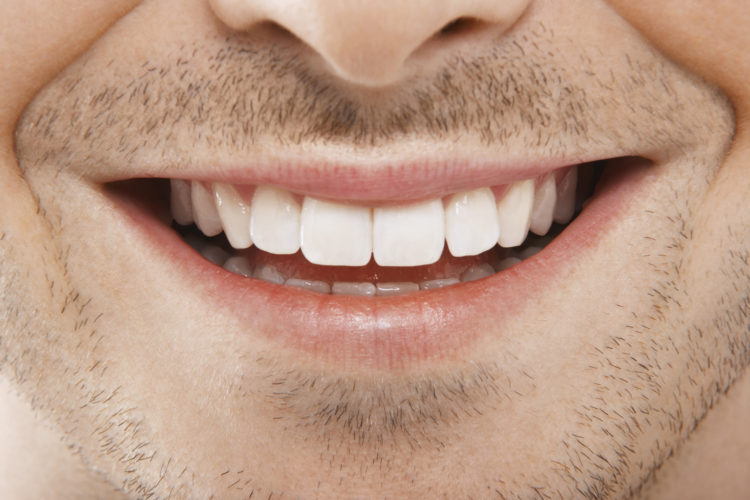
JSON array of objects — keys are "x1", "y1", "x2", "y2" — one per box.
[{"x1": 1, "y1": 1, "x2": 749, "y2": 498}]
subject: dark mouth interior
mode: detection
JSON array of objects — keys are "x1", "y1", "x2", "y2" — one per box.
[{"x1": 109, "y1": 159, "x2": 613, "y2": 291}]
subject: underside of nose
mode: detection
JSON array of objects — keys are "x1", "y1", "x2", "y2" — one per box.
[{"x1": 209, "y1": 0, "x2": 531, "y2": 86}]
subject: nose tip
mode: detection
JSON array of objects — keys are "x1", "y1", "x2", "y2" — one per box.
[{"x1": 209, "y1": 0, "x2": 531, "y2": 87}]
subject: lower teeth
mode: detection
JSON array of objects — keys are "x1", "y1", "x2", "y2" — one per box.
[{"x1": 177, "y1": 222, "x2": 561, "y2": 296}]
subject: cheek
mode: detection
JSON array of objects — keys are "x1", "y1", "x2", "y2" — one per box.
[{"x1": 606, "y1": 0, "x2": 750, "y2": 120}]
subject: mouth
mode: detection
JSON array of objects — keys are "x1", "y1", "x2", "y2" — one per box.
[{"x1": 108, "y1": 155, "x2": 648, "y2": 368}]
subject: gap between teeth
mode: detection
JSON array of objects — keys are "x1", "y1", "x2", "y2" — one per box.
[{"x1": 171, "y1": 166, "x2": 578, "y2": 269}]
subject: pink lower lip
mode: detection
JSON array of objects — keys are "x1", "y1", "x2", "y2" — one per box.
[{"x1": 117, "y1": 159, "x2": 649, "y2": 370}]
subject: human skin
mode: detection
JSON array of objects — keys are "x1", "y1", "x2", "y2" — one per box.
[{"x1": 1, "y1": 0, "x2": 749, "y2": 498}]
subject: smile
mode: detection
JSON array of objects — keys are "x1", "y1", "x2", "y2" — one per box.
[
  {"x1": 109, "y1": 155, "x2": 646, "y2": 368},
  {"x1": 170, "y1": 165, "x2": 585, "y2": 294}
]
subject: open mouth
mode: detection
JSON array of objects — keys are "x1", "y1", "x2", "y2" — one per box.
[
  {"x1": 107, "y1": 156, "x2": 645, "y2": 367},
  {"x1": 114, "y1": 161, "x2": 609, "y2": 296}
]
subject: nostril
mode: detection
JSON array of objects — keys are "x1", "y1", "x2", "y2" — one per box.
[{"x1": 438, "y1": 17, "x2": 482, "y2": 37}]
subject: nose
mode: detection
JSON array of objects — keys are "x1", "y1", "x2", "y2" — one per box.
[{"x1": 209, "y1": 0, "x2": 531, "y2": 86}]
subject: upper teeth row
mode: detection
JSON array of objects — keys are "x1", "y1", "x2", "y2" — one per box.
[{"x1": 170, "y1": 167, "x2": 577, "y2": 267}]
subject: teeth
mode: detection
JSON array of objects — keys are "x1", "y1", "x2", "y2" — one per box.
[
  {"x1": 191, "y1": 181, "x2": 223, "y2": 237},
  {"x1": 300, "y1": 197, "x2": 372, "y2": 266},
  {"x1": 554, "y1": 167, "x2": 577, "y2": 224},
  {"x1": 200, "y1": 245, "x2": 230, "y2": 266},
  {"x1": 529, "y1": 175, "x2": 557, "y2": 236},
  {"x1": 496, "y1": 179, "x2": 535, "y2": 248},
  {"x1": 373, "y1": 199, "x2": 445, "y2": 266},
  {"x1": 223, "y1": 256, "x2": 253, "y2": 277},
  {"x1": 249, "y1": 186, "x2": 301, "y2": 255},
  {"x1": 175, "y1": 167, "x2": 583, "y2": 270},
  {"x1": 170, "y1": 179, "x2": 194, "y2": 225},
  {"x1": 285, "y1": 278, "x2": 331, "y2": 294},
  {"x1": 213, "y1": 183, "x2": 253, "y2": 249},
  {"x1": 332, "y1": 282, "x2": 377, "y2": 296},
  {"x1": 420, "y1": 278, "x2": 460, "y2": 290},
  {"x1": 253, "y1": 264, "x2": 286, "y2": 285},
  {"x1": 444, "y1": 187, "x2": 500, "y2": 257},
  {"x1": 375, "y1": 282, "x2": 420, "y2": 296},
  {"x1": 460, "y1": 263, "x2": 496, "y2": 282}
]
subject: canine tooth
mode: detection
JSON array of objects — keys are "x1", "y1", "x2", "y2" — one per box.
[
  {"x1": 300, "y1": 197, "x2": 372, "y2": 266},
  {"x1": 375, "y1": 282, "x2": 420, "y2": 296},
  {"x1": 200, "y1": 245, "x2": 230, "y2": 266},
  {"x1": 285, "y1": 278, "x2": 331, "y2": 294},
  {"x1": 529, "y1": 175, "x2": 557, "y2": 236},
  {"x1": 213, "y1": 183, "x2": 252, "y2": 249},
  {"x1": 191, "y1": 181, "x2": 223, "y2": 237},
  {"x1": 170, "y1": 179, "x2": 194, "y2": 225},
  {"x1": 223, "y1": 256, "x2": 253, "y2": 277},
  {"x1": 373, "y1": 199, "x2": 445, "y2": 266},
  {"x1": 249, "y1": 186, "x2": 301, "y2": 255},
  {"x1": 497, "y1": 179, "x2": 534, "y2": 248},
  {"x1": 460, "y1": 263, "x2": 496, "y2": 282},
  {"x1": 444, "y1": 187, "x2": 499, "y2": 257},
  {"x1": 495, "y1": 256, "x2": 521, "y2": 271},
  {"x1": 332, "y1": 282, "x2": 376, "y2": 296},
  {"x1": 420, "y1": 278, "x2": 460, "y2": 290},
  {"x1": 554, "y1": 168, "x2": 578, "y2": 224},
  {"x1": 253, "y1": 264, "x2": 286, "y2": 285}
]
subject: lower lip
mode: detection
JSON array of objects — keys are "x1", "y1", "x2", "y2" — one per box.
[{"x1": 116, "y1": 160, "x2": 649, "y2": 370}]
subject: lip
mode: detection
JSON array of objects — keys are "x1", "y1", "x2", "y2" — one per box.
[
  {"x1": 98, "y1": 144, "x2": 623, "y2": 202},
  {"x1": 111, "y1": 156, "x2": 650, "y2": 370}
]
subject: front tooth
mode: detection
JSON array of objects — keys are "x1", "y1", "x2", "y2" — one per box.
[
  {"x1": 285, "y1": 278, "x2": 331, "y2": 294},
  {"x1": 529, "y1": 175, "x2": 557, "y2": 236},
  {"x1": 444, "y1": 187, "x2": 499, "y2": 257},
  {"x1": 420, "y1": 278, "x2": 460, "y2": 290},
  {"x1": 497, "y1": 179, "x2": 534, "y2": 248},
  {"x1": 191, "y1": 181, "x2": 223, "y2": 236},
  {"x1": 373, "y1": 199, "x2": 445, "y2": 266},
  {"x1": 249, "y1": 186, "x2": 301, "y2": 254},
  {"x1": 332, "y1": 282, "x2": 376, "y2": 296},
  {"x1": 300, "y1": 197, "x2": 372, "y2": 266},
  {"x1": 375, "y1": 282, "x2": 420, "y2": 296},
  {"x1": 213, "y1": 183, "x2": 253, "y2": 249},
  {"x1": 170, "y1": 179, "x2": 194, "y2": 225},
  {"x1": 553, "y1": 167, "x2": 577, "y2": 224}
]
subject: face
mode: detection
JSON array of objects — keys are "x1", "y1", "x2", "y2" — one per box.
[{"x1": 1, "y1": 0, "x2": 749, "y2": 498}]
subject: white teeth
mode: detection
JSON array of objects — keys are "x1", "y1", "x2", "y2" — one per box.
[
  {"x1": 460, "y1": 263, "x2": 496, "y2": 282},
  {"x1": 529, "y1": 175, "x2": 557, "y2": 236},
  {"x1": 496, "y1": 179, "x2": 535, "y2": 248},
  {"x1": 300, "y1": 197, "x2": 372, "y2": 266},
  {"x1": 249, "y1": 186, "x2": 301, "y2": 255},
  {"x1": 375, "y1": 282, "x2": 420, "y2": 296},
  {"x1": 444, "y1": 187, "x2": 500, "y2": 257},
  {"x1": 554, "y1": 167, "x2": 577, "y2": 224},
  {"x1": 285, "y1": 278, "x2": 331, "y2": 294},
  {"x1": 373, "y1": 199, "x2": 445, "y2": 266},
  {"x1": 420, "y1": 278, "x2": 461, "y2": 290},
  {"x1": 177, "y1": 167, "x2": 581, "y2": 269},
  {"x1": 213, "y1": 183, "x2": 253, "y2": 249},
  {"x1": 170, "y1": 179, "x2": 194, "y2": 225},
  {"x1": 191, "y1": 181, "x2": 223, "y2": 237},
  {"x1": 332, "y1": 282, "x2": 377, "y2": 296}
]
